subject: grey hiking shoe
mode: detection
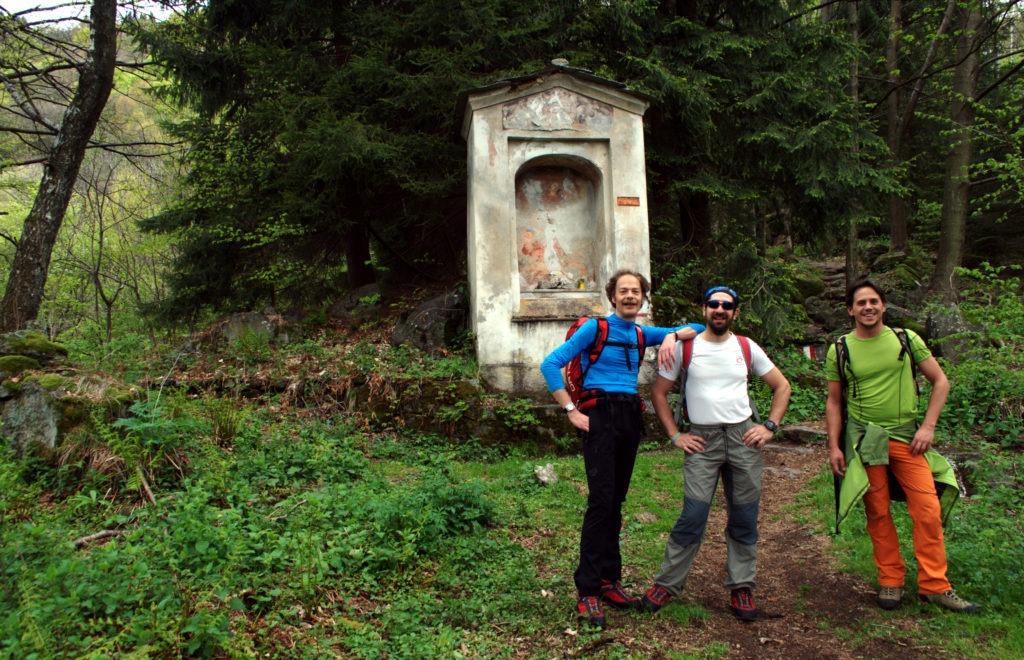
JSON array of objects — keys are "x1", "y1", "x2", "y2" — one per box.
[
  {"x1": 920, "y1": 589, "x2": 980, "y2": 613},
  {"x1": 877, "y1": 586, "x2": 903, "y2": 610}
]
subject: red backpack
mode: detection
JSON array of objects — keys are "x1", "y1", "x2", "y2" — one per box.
[
  {"x1": 672, "y1": 335, "x2": 757, "y2": 425},
  {"x1": 564, "y1": 316, "x2": 645, "y2": 411}
]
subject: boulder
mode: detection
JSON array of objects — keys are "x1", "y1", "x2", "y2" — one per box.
[
  {"x1": 870, "y1": 250, "x2": 906, "y2": 273},
  {"x1": 327, "y1": 283, "x2": 382, "y2": 324},
  {"x1": 2, "y1": 379, "x2": 59, "y2": 454},
  {"x1": 781, "y1": 424, "x2": 827, "y2": 445},
  {"x1": 882, "y1": 304, "x2": 924, "y2": 335},
  {"x1": 534, "y1": 463, "x2": 558, "y2": 486},
  {"x1": 804, "y1": 295, "x2": 849, "y2": 333},
  {"x1": 793, "y1": 272, "x2": 826, "y2": 301},
  {"x1": 0, "y1": 330, "x2": 67, "y2": 366},
  {"x1": 221, "y1": 311, "x2": 282, "y2": 344},
  {"x1": 0, "y1": 355, "x2": 41, "y2": 377},
  {"x1": 925, "y1": 305, "x2": 975, "y2": 363},
  {"x1": 390, "y1": 289, "x2": 468, "y2": 354},
  {"x1": 1, "y1": 369, "x2": 137, "y2": 456}
]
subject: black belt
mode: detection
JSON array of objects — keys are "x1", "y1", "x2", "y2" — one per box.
[{"x1": 594, "y1": 391, "x2": 640, "y2": 403}]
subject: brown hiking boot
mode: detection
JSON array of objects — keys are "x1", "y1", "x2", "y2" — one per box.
[
  {"x1": 920, "y1": 589, "x2": 980, "y2": 613},
  {"x1": 877, "y1": 586, "x2": 903, "y2": 610},
  {"x1": 640, "y1": 584, "x2": 672, "y2": 613}
]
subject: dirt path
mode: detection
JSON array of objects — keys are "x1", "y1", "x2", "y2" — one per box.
[{"x1": 545, "y1": 442, "x2": 942, "y2": 658}]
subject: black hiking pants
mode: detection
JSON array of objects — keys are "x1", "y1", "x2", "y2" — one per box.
[{"x1": 574, "y1": 394, "x2": 645, "y2": 597}]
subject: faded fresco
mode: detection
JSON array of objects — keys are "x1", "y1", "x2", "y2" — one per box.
[
  {"x1": 503, "y1": 88, "x2": 613, "y2": 132},
  {"x1": 516, "y1": 166, "x2": 598, "y2": 291}
]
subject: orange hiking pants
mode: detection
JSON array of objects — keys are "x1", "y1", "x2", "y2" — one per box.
[{"x1": 864, "y1": 440, "x2": 951, "y2": 595}]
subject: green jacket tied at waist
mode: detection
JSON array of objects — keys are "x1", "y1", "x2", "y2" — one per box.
[{"x1": 834, "y1": 417, "x2": 960, "y2": 533}]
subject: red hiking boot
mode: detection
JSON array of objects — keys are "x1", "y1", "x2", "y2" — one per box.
[
  {"x1": 640, "y1": 583, "x2": 672, "y2": 613},
  {"x1": 576, "y1": 595, "x2": 606, "y2": 629},
  {"x1": 600, "y1": 580, "x2": 640, "y2": 610},
  {"x1": 730, "y1": 587, "x2": 757, "y2": 622}
]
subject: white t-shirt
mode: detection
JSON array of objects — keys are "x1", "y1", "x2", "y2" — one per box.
[{"x1": 658, "y1": 334, "x2": 775, "y2": 425}]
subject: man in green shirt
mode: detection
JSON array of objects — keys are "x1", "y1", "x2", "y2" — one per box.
[{"x1": 825, "y1": 279, "x2": 978, "y2": 613}]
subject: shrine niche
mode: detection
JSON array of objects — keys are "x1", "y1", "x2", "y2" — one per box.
[
  {"x1": 515, "y1": 158, "x2": 600, "y2": 293},
  {"x1": 461, "y1": 62, "x2": 652, "y2": 393}
]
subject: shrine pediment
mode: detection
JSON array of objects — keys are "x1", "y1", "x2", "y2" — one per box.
[{"x1": 502, "y1": 88, "x2": 612, "y2": 132}]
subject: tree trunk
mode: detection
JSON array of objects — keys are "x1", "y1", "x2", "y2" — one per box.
[
  {"x1": 929, "y1": 5, "x2": 983, "y2": 302},
  {"x1": 678, "y1": 193, "x2": 710, "y2": 248},
  {"x1": 345, "y1": 223, "x2": 375, "y2": 287},
  {"x1": 888, "y1": 0, "x2": 957, "y2": 253},
  {"x1": 0, "y1": 0, "x2": 117, "y2": 332},
  {"x1": 886, "y1": 0, "x2": 908, "y2": 252},
  {"x1": 845, "y1": 1, "x2": 861, "y2": 289}
]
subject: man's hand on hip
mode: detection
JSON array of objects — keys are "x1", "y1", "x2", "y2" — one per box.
[
  {"x1": 672, "y1": 432, "x2": 705, "y2": 454},
  {"x1": 742, "y1": 424, "x2": 774, "y2": 448},
  {"x1": 568, "y1": 409, "x2": 590, "y2": 432}
]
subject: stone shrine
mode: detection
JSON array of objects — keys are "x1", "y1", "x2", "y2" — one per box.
[{"x1": 462, "y1": 61, "x2": 653, "y2": 393}]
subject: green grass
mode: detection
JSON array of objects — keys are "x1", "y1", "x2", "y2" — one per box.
[
  {"x1": 3, "y1": 400, "x2": 1022, "y2": 657},
  {"x1": 795, "y1": 451, "x2": 1024, "y2": 658}
]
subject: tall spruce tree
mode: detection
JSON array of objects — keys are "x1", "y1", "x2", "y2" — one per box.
[{"x1": 133, "y1": 0, "x2": 571, "y2": 318}]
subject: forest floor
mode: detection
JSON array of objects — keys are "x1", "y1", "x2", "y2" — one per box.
[{"x1": 515, "y1": 440, "x2": 942, "y2": 659}]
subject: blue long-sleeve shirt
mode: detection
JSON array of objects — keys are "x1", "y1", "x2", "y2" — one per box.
[{"x1": 540, "y1": 315, "x2": 705, "y2": 394}]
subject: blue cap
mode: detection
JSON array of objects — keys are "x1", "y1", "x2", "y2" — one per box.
[{"x1": 703, "y1": 285, "x2": 739, "y2": 304}]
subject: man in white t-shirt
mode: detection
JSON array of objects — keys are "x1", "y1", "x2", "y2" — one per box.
[{"x1": 639, "y1": 285, "x2": 791, "y2": 622}]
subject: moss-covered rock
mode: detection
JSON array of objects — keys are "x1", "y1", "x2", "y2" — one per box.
[
  {"x1": 31, "y1": 373, "x2": 69, "y2": 391},
  {"x1": 0, "y1": 331, "x2": 67, "y2": 365},
  {"x1": 792, "y1": 272, "x2": 826, "y2": 302},
  {"x1": 2, "y1": 379, "x2": 59, "y2": 453},
  {"x1": 0, "y1": 355, "x2": 41, "y2": 377}
]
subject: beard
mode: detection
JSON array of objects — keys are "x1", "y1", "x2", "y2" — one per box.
[{"x1": 709, "y1": 315, "x2": 732, "y2": 335}]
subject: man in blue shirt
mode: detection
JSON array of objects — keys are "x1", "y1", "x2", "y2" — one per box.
[{"x1": 541, "y1": 269, "x2": 703, "y2": 628}]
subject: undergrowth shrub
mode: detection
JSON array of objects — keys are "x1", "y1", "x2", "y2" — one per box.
[
  {"x1": 750, "y1": 346, "x2": 826, "y2": 421},
  {"x1": 937, "y1": 264, "x2": 1024, "y2": 447},
  {"x1": 0, "y1": 432, "x2": 498, "y2": 658}
]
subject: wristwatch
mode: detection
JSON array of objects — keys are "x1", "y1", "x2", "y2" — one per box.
[
  {"x1": 564, "y1": 402, "x2": 576, "y2": 413},
  {"x1": 762, "y1": 419, "x2": 779, "y2": 433}
]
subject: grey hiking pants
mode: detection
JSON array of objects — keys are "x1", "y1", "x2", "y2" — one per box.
[{"x1": 653, "y1": 418, "x2": 763, "y2": 594}]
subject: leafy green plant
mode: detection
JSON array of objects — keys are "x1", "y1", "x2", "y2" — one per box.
[
  {"x1": 203, "y1": 397, "x2": 241, "y2": 447},
  {"x1": 231, "y1": 329, "x2": 273, "y2": 366},
  {"x1": 493, "y1": 396, "x2": 541, "y2": 433}
]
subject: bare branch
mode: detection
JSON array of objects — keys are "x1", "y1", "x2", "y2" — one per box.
[
  {"x1": 976, "y1": 55, "x2": 1024, "y2": 102},
  {"x1": 0, "y1": 230, "x2": 19, "y2": 249},
  {"x1": 72, "y1": 528, "x2": 123, "y2": 548}
]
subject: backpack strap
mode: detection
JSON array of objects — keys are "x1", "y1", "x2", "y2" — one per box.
[
  {"x1": 893, "y1": 328, "x2": 920, "y2": 397},
  {"x1": 735, "y1": 335, "x2": 761, "y2": 422},
  {"x1": 584, "y1": 317, "x2": 610, "y2": 368},
  {"x1": 835, "y1": 334, "x2": 855, "y2": 400},
  {"x1": 673, "y1": 338, "x2": 695, "y2": 427},
  {"x1": 600, "y1": 323, "x2": 646, "y2": 372},
  {"x1": 735, "y1": 335, "x2": 753, "y2": 376}
]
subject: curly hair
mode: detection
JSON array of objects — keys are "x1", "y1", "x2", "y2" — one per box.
[{"x1": 605, "y1": 269, "x2": 650, "y2": 307}]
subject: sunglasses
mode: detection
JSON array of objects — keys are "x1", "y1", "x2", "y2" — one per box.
[{"x1": 705, "y1": 300, "x2": 735, "y2": 310}]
